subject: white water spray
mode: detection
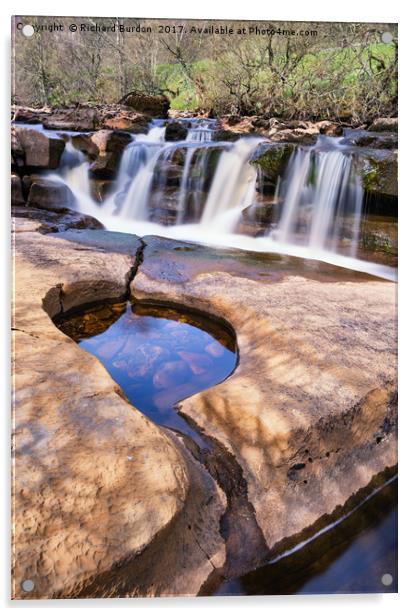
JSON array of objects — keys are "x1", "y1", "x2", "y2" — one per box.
[{"x1": 28, "y1": 119, "x2": 396, "y2": 282}]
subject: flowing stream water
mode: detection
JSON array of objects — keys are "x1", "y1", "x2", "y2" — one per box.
[
  {"x1": 27, "y1": 118, "x2": 396, "y2": 280},
  {"x1": 35, "y1": 117, "x2": 397, "y2": 593}
]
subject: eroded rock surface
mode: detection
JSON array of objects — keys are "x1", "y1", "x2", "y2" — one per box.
[
  {"x1": 130, "y1": 237, "x2": 397, "y2": 560},
  {"x1": 11, "y1": 207, "x2": 397, "y2": 599},
  {"x1": 12, "y1": 219, "x2": 225, "y2": 599}
]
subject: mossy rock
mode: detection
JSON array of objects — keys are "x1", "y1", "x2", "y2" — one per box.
[
  {"x1": 357, "y1": 152, "x2": 397, "y2": 198},
  {"x1": 213, "y1": 129, "x2": 243, "y2": 142},
  {"x1": 249, "y1": 143, "x2": 295, "y2": 181},
  {"x1": 165, "y1": 122, "x2": 188, "y2": 142}
]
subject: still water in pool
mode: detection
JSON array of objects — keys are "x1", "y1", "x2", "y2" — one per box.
[
  {"x1": 57, "y1": 301, "x2": 396, "y2": 595},
  {"x1": 57, "y1": 301, "x2": 237, "y2": 449},
  {"x1": 214, "y1": 476, "x2": 397, "y2": 595}
]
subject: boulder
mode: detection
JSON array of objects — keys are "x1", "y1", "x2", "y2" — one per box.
[
  {"x1": 268, "y1": 127, "x2": 317, "y2": 145},
  {"x1": 214, "y1": 129, "x2": 243, "y2": 142},
  {"x1": 11, "y1": 174, "x2": 25, "y2": 205},
  {"x1": 11, "y1": 105, "x2": 52, "y2": 124},
  {"x1": 235, "y1": 202, "x2": 279, "y2": 237},
  {"x1": 73, "y1": 130, "x2": 132, "y2": 180},
  {"x1": 227, "y1": 115, "x2": 242, "y2": 126},
  {"x1": 34, "y1": 104, "x2": 150, "y2": 134},
  {"x1": 119, "y1": 92, "x2": 170, "y2": 117},
  {"x1": 250, "y1": 143, "x2": 294, "y2": 193},
  {"x1": 90, "y1": 129, "x2": 132, "y2": 155},
  {"x1": 12, "y1": 127, "x2": 65, "y2": 170},
  {"x1": 316, "y1": 120, "x2": 343, "y2": 136},
  {"x1": 27, "y1": 179, "x2": 75, "y2": 211},
  {"x1": 12, "y1": 205, "x2": 104, "y2": 234},
  {"x1": 165, "y1": 121, "x2": 188, "y2": 142},
  {"x1": 356, "y1": 151, "x2": 398, "y2": 198},
  {"x1": 358, "y1": 217, "x2": 398, "y2": 267},
  {"x1": 43, "y1": 106, "x2": 99, "y2": 131},
  {"x1": 89, "y1": 154, "x2": 122, "y2": 179},
  {"x1": 71, "y1": 134, "x2": 99, "y2": 159},
  {"x1": 11, "y1": 126, "x2": 24, "y2": 167},
  {"x1": 368, "y1": 117, "x2": 398, "y2": 132},
  {"x1": 352, "y1": 133, "x2": 398, "y2": 150}
]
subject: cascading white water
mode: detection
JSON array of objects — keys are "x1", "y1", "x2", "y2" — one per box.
[
  {"x1": 44, "y1": 142, "x2": 98, "y2": 215},
  {"x1": 176, "y1": 147, "x2": 196, "y2": 223},
  {"x1": 200, "y1": 138, "x2": 262, "y2": 231},
  {"x1": 186, "y1": 118, "x2": 217, "y2": 143},
  {"x1": 25, "y1": 118, "x2": 396, "y2": 281},
  {"x1": 187, "y1": 128, "x2": 214, "y2": 142},
  {"x1": 272, "y1": 141, "x2": 364, "y2": 258}
]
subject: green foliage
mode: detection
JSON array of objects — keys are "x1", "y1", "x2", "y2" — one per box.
[{"x1": 13, "y1": 19, "x2": 397, "y2": 123}]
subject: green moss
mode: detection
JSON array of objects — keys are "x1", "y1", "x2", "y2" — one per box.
[
  {"x1": 359, "y1": 154, "x2": 398, "y2": 197},
  {"x1": 250, "y1": 144, "x2": 294, "y2": 180}
]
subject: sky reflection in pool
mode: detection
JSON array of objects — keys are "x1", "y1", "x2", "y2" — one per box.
[{"x1": 58, "y1": 301, "x2": 237, "y2": 449}]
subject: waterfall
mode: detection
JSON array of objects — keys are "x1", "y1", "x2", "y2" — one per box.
[
  {"x1": 25, "y1": 118, "x2": 395, "y2": 281},
  {"x1": 200, "y1": 138, "x2": 262, "y2": 231},
  {"x1": 187, "y1": 128, "x2": 214, "y2": 142},
  {"x1": 186, "y1": 118, "x2": 217, "y2": 143},
  {"x1": 272, "y1": 142, "x2": 364, "y2": 258},
  {"x1": 44, "y1": 142, "x2": 97, "y2": 215},
  {"x1": 176, "y1": 147, "x2": 196, "y2": 223}
]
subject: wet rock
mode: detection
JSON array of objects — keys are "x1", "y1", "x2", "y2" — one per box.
[
  {"x1": 90, "y1": 179, "x2": 115, "y2": 203},
  {"x1": 250, "y1": 143, "x2": 294, "y2": 193},
  {"x1": 368, "y1": 117, "x2": 398, "y2": 132},
  {"x1": 88, "y1": 131, "x2": 132, "y2": 179},
  {"x1": 89, "y1": 154, "x2": 121, "y2": 179},
  {"x1": 90, "y1": 129, "x2": 132, "y2": 155},
  {"x1": 27, "y1": 179, "x2": 75, "y2": 211},
  {"x1": 131, "y1": 236, "x2": 397, "y2": 553},
  {"x1": 358, "y1": 217, "x2": 398, "y2": 266},
  {"x1": 165, "y1": 121, "x2": 188, "y2": 142},
  {"x1": 149, "y1": 187, "x2": 181, "y2": 213},
  {"x1": 11, "y1": 126, "x2": 24, "y2": 168},
  {"x1": 71, "y1": 134, "x2": 99, "y2": 159},
  {"x1": 352, "y1": 133, "x2": 398, "y2": 150},
  {"x1": 12, "y1": 227, "x2": 225, "y2": 598},
  {"x1": 357, "y1": 151, "x2": 398, "y2": 198},
  {"x1": 12, "y1": 126, "x2": 65, "y2": 169},
  {"x1": 235, "y1": 201, "x2": 279, "y2": 237},
  {"x1": 214, "y1": 129, "x2": 243, "y2": 142},
  {"x1": 238, "y1": 202, "x2": 280, "y2": 235},
  {"x1": 72, "y1": 130, "x2": 132, "y2": 180},
  {"x1": 153, "y1": 162, "x2": 183, "y2": 188},
  {"x1": 12, "y1": 205, "x2": 104, "y2": 233},
  {"x1": 11, "y1": 173, "x2": 25, "y2": 205},
  {"x1": 119, "y1": 91, "x2": 170, "y2": 117}
]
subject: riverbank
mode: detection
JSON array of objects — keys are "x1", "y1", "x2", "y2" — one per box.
[{"x1": 12, "y1": 202, "x2": 397, "y2": 598}]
